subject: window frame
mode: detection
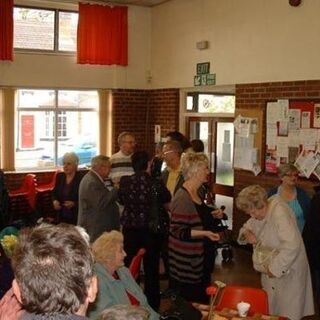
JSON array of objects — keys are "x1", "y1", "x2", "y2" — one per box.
[{"x1": 14, "y1": 5, "x2": 78, "y2": 54}]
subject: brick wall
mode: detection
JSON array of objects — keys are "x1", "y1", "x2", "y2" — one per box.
[
  {"x1": 112, "y1": 88, "x2": 179, "y2": 155},
  {"x1": 233, "y1": 80, "x2": 320, "y2": 235}
]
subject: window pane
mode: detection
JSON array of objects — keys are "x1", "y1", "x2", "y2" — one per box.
[
  {"x1": 216, "y1": 122, "x2": 234, "y2": 186},
  {"x1": 57, "y1": 111, "x2": 98, "y2": 167},
  {"x1": 16, "y1": 111, "x2": 55, "y2": 169},
  {"x1": 58, "y1": 91, "x2": 99, "y2": 109},
  {"x1": 17, "y1": 89, "x2": 55, "y2": 108},
  {"x1": 58, "y1": 11, "x2": 78, "y2": 52},
  {"x1": 14, "y1": 7, "x2": 55, "y2": 50},
  {"x1": 198, "y1": 94, "x2": 235, "y2": 113}
]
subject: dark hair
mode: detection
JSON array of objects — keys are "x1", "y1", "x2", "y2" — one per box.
[
  {"x1": 190, "y1": 139, "x2": 205, "y2": 153},
  {"x1": 166, "y1": 131, "x2": 191, "y2": 151},
  {"x1": 11, "y1": 224, "x2": 94, "y2": 314},
  {"x1": 131, "y1": 151, "x2": 150, "y2": 172}
]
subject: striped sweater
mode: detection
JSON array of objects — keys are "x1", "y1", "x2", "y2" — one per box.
[{"x1": 169, "y1": 187, "x2": 204, "y2": 284}]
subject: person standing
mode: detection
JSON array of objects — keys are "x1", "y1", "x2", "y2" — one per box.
[
  {"x1": 237, "y1": 185, "x2": 314, "y2": 320},
  {"x1": 168, "y1": 152, "x2": 221, "y2": 303},
  {"x1": 78, "y1": 155, "x2": 119, "y2": 242},
  {"x1": 119, "y1": 151, "x2": 171, "y2": 311},
  {"x1": 109, "y1": 132, "x2": 136, "y2": 185},
  {"x1": 268, "y1": 163, "x2": 310, "y2": 233},
  {"x1": 161, "y1": 140, "x2": 184, "y2": 197},
  {"x1": 52, "y1": 152, "x2": 82, "y2": 224}
]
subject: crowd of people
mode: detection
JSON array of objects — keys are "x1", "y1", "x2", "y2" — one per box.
[{"x1": 0, "y1": 130, "x2": 319, "y2": 320}]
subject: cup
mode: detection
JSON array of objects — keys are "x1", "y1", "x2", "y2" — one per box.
[{"x1": 236, "y1": 301, "x2": 250, "y2": 317}]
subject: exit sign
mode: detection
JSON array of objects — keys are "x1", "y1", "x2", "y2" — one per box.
[{"x1": 197, "y1": 62, "x2": 210, "y2": 75}]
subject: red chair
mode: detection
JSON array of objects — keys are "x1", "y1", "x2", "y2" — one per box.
[
  {"x1": 9, "y1": 174, "x2": 37, "y2": 218},
  {"x1": 129, "y1": 248, "x2": 146, "y2": 280},
  {"x1": 212, "y1": 285, "x2": 269, "y2": 316},
  {"x1": 35, "y1": 170, "x2": 60, "y2": 193}
]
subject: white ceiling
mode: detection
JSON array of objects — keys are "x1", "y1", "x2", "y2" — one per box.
[{"x1": 98, "y1": 0, "x2": 170, "y2": 7}]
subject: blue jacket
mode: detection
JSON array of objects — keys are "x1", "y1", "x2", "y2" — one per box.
[{"x1": 87, "y1": 264, "x2": 159, "y2": 320}]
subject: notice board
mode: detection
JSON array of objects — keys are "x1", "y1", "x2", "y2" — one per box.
[
  {"x1": 233, "y1": 108, "x2": 263, "y2": 174},
  {"x1": 265, "y1": 99, "x2": 320, "y2": 177}
]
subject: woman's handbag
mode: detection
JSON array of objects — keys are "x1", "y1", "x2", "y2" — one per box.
[{"x1": 252, "y1": 241, "x2": 278, "y2": 273}]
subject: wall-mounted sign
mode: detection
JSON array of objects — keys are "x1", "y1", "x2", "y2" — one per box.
[
  {"x1": 194, "y1": 62, "x2": 216, "y2": 86},
  {"x1": 194, "y1": 73, "x2": 216, "y2": 86},
  {"x1": 197, "y1": 62, "x2": 210, "y2": 75}
]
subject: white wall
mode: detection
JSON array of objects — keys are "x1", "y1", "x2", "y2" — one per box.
[
  {"x1": 0, "y1": 0, "x2": 151, "y2": 89},
  {"x1": 151, "y1": 0, "x2": 320, "y2": 88}
]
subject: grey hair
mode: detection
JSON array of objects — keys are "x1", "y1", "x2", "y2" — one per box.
[
  {"x1": 278, "y1": 163, "x2": 298, "y2": 178},
  {"x1": 98, "y1": 305, "x2": 150, "y2": 320},
  {"x1": 91, "y1": 155, "x2": 110, "y2": 169},
  {"x1": 181, "y1": 152, "x2": 208, "y2": 180},
  {"x1": 62, "y1": 152, "x2": 79, "y2": 166},
  {"x1": 236, "y1": 185, "x2": 267, "y2": 213},
  {"x1": 117, "y1": 132, "x2": 135, "y2": 146}
]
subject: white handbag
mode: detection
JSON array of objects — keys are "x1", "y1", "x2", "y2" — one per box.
[{"x1": 252, "y1": 241, "x2": 278, "y2": 273}]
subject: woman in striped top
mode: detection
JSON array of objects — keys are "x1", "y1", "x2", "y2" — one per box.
[{"x1": 168, "y1": 152, "x2": 222, "y2": 303}]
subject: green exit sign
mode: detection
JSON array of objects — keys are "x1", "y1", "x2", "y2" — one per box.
[{"x1": 197, "y1": 62, "x2": 210, "y2": 75}]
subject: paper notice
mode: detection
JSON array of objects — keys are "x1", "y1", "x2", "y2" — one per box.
[
  {"x1": 276, "y1": 136, "x2": 289, "y2": 158},
  {"x1": 295, "y1": 150, "x2": 320, "y2": 178},
  {"x1": 289, "y1": 109, "x2": 301, "y2": 131},
  {"x1": 267, "y1": 102, "x2": 280, "y2": 123},
  {"x1": 301, "y1": 111, "x2": 311, "y2": 129},
  {"x1": 314, "y1": 104, "x2": 320, "y2": 128},
  {"x1": 267, "y1": 123, "x2": 277, "y2": 149}
]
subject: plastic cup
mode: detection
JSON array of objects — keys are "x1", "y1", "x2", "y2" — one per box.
[{"x1": 236, "y1": 301, "x2": 250, "y2": 317}]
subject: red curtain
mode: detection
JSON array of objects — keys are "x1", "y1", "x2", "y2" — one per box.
[
  {"x1": 0, "y1": 0, "x2": 14, "y2": 61},
  {"x1": 77, "y1": 3, "x2": 128, "y2": 66}
]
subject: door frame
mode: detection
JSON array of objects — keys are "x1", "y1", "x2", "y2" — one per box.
[{"x1": 186, "y1": 116, "x2": 234, "y2": 199}]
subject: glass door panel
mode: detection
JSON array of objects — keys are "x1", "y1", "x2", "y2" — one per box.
[
  {"x1": 216, "y1": 122, "x2": 234, "y2": 186},
  {"x1": 189, "y1": 120, "x2": 209, "y2": 155}
]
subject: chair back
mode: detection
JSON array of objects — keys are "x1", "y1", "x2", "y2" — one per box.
[
  {"x1": 129, "y1": 248, "x2": 146, "y2": 280},
  {"x1": 215, "y1": 285, "x2": 269, "y2": 316},
  {"x1": 23, "y1": 174, "x2": 37, "y2": 210},
  {"x1": 36, "y1": 169, "x2": 60, "y2": 193}
]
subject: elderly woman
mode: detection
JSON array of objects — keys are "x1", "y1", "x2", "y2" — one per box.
[
  {"x1": 168, "y1": 152, "x2": 221, "y2": 303},
  {"x1": 237, "y1": 185, "x2": 314, "y2": 320},
  {"x1": 268, "y1": 163, "x2": 310, "y2": 233},
  {"x1": 52, "y1": 152, "x2": 82, "y2": 224},
  {"x1": 87, "y1": 231, "x2": 159, "y2": 320}
]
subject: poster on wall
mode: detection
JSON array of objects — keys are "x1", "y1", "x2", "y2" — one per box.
[{"x1": 265, "y1": 99, "x2": 320, "y2": 179}]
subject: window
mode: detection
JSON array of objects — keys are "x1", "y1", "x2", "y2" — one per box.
[
  {"x1": 14, "y1": 7, "x2": 78, "y2": 52},
  {"x1": 186, "y1": 93, "x2": 235, "y2": 113},
  {"x1": 15, "y1": 89, "x2": 98, "y2": 169}
]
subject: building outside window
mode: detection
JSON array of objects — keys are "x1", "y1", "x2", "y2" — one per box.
[
  {"x1": 14, "y1": 6, "x2": 78, "y2": 52},
  {"x1": 15, "y1": 89, "x2": 98, "y2": 169}
]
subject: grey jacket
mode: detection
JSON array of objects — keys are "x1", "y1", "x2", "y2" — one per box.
[{"x1": 78, "y1": 171, "x2": 119, "y2": 242}]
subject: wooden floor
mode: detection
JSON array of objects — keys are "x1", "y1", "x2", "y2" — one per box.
[{"x1": 159, "y1": 245, "x2": 319, "y2": 319}]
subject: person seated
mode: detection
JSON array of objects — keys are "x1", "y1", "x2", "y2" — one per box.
[
  {"x1": 268, "y1": 163, "x2": 310, "y2": 233},
  {"x1": 97, "y1": 305, "x2": 150, "y2": 320},
  {"x1": 87, "y1": 230, "x2": 159, "y2": 320},
  {"x1": 1, "y1": 223, "x2": 98, "y2": 320},
  {"x1": 52, "y1": 152, "x2": 83, "y2": 224}
]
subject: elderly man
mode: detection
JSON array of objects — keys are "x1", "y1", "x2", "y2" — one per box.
[
  {"x1": 2, "y1": 224, "x2": 97, "y2": 320},
  {"x1": 161, "y1": 140, "x2": 184, "y2": 197},
  {"x1": 78, "y1": 155, "x2": 119, "y2": 242},
  {"x1": 109, "y1": 132, "x2": 136, "y2": 184}
]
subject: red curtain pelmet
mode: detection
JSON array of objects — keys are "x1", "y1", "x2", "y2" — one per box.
[
  {"x1": 77, "y1": 3, "x2": 128, "y2": 66},
  {"x1": 0, "y1": 0, "x2": 14, "y2": 61}
]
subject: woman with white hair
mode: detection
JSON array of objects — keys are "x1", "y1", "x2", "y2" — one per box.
[
  {"x1": 168, "y1": 152, "x2": 222, "y2": 303},
  {"x1": 52, "y1": 152, "x2": 82, "y2": 224},
  {"x1": 87, "y1": 231, "x2": 159, "y2": 320},
  {"x1": 237, "y1": 185, "x2": 314, "y2": 320}
]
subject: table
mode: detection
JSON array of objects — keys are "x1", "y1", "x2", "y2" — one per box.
[{"x1": 209, "y1": 308, "x2": 287, "y2": 320}]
